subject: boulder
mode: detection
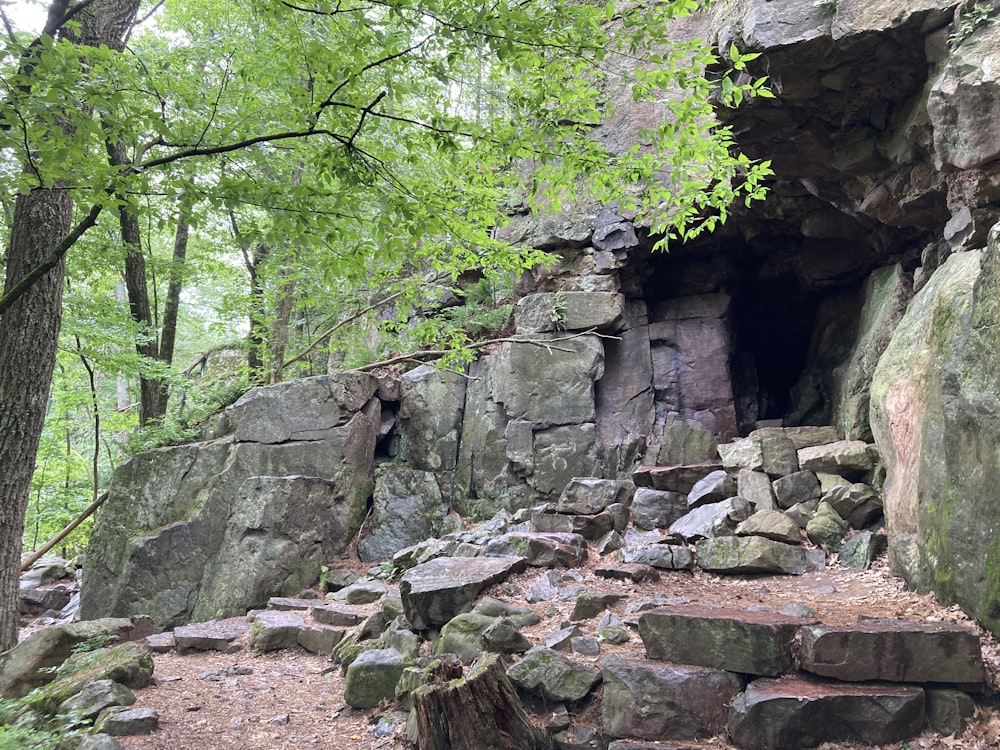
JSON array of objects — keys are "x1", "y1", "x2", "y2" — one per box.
[
  {"x1": 630, "y1": 488, "x2": 688, "y2": 530},
  {"x1": 94, "y1": 706, "x2": 159, "y2": 737},
  {"x1": 399, "y1": 556, "x2": 527, "y2": 630},
  {"x1": 639, "y1": 605, "x2": 815, "y2": 677},
  {"x1": 737, "y1": 469, "x2": 776, "y2": 511},
  {"x1": 796, "y1": 440, "x2": 878, "y2": 480},
  {"x1": 647, "y1": 414, "x2": 718, "y2": 467},
  {"x1": 173, "y1": 618, "x2": 250, "y2": 652},
  {"x1": 556, "y1": 478, "x2": 634, "y2": 515},
  {"x1": 82, "y1": 378, "x2": 378, "y2": 628},
  {"x1": 669, "y1": 497, "x2": 751, "y2": 541},
  {"x1": 806, "y1": 501, "x2": 849, "y2": 551},
  {"x1": 483, "y1": 532, "x2": 588, "y2": 568},
  {"x1": 482, "y1": 618, "x2": 532, "y2": 655},
  {"x1": 799, "y1": 621, "x2": 985, "y2": 685},
  {"x1": 696, "y1": 537, "x2": 809, "y2": 576},
  {"x1": 821, "y1": 483, "x2": 883, "y2": 529},
  {"x1": 531, "y1": 510, "x2": 614, "y2": 540},
  {"x1": 357, "y1": 466, "x2": 447, "y2": 562},
  {"x1": 735, "y1": 510, "x2": 802, "y2": 545},
  {"x1": 602, "y1": 657, "x2": 741, "y2": 740},
  {"x1": 687, "y1": 470, "x2": 737, "y2": 509},
  {"x1": 838, "y1": 531, "x2": 887, "y2": 570},
  {"x1": 632, "y1": 463, "x2": 724, "y2": 494},
  {"x1": 435, "y1": 613, "x2": 498, "y2": 663},
  {"x1": 771, "y1": 471, "x2": 820, "y2": 510},
  {"x1": 506, "y1": 646, "x2": 602, "y2": 702},
  {"x1": 728, "y1": 676, "x2": 925, "y2": 750},
  {"x1": 250, "y1": 610, "x2": 305, "y2": 653},
  {"x1": 620, "y1": 544, "x2": 694, "y2": 571},
  {"x1": 59, "y1": 679, "x2": 135, "y2": 722},
  {"x1": 344, "y1": 648, "x2": 408, "y2": 708}
]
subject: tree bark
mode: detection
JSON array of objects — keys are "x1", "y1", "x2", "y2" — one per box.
[
  {"x1": 0, "y1": 188, "x2": 73, "y2": 652},
  {"x1": 413, "y1": 653, "x2": 553, "y2": 750},
  {"x1": 0, "y1": 0, "x2": 140, "y2": 653}
]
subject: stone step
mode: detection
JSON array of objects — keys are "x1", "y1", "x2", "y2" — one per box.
[
  {"x1": 638, "y1": 605, "x2": 817, "y2": 676},
  {"x1": 602, "y1": 656, "x2": 742, "y2": 742},
  {"x1": 800, "y1": 620, "x2": 985, "y2": 686},
  {"x1": 483, "y1": 531, "x2": 588, "y2": 567},
  {"x1": 727, "y1": 676, "x2": 925, "y2": 750},
  {"x1": 172, "y1": 617, "x2": 250, "y2": 652}
]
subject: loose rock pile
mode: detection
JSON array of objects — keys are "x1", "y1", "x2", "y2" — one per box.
[{"x1": 8, "y1": 426, "x2": 990, "y2": 749}]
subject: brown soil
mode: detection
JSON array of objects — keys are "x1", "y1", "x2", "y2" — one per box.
[{"x1": 111, "y1": 554, "x2": 1000, "y2": 750}]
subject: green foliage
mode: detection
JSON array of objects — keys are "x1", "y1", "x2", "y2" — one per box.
[
  {"x1": 950, "y1": 1, "x2": 997, "y2": 49},
  {"x1": 0, "y1": 698, "x2": 80, "y2": 750}
]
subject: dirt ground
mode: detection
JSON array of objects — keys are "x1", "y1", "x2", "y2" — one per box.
[{"x1": 112, "y1": 554, "x2": 1000, "y2": 750}]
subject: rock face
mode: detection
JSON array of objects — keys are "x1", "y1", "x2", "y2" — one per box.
[
  {"x1": 81, "y1": 374, "x2": 379, "y2": 630},
  {"x1": 871, "y1": 235, "x2": 1000, "y2": 634}
]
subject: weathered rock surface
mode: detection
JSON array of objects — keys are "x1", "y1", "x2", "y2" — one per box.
[
  {"x1": 799, "y1": 621, "x2": 985, "y2": 685},
  {"x1": 399, "y1": 556, "x2": 526, "y2": 630},
  {"x1": 669, "y1": 497, "x2": 751, "y2": 541},
  {"x1": 697, "y1": 536, "x2": 808, "y2": 576},
  {"x1": 506, "y1": 646, "x2": 601, "y2": 702},
  {"x1": 639, "y1": 605, "x2": 815, "y2": 677},
  {"x1": 727, "y1": 676, "x2": 925, "y2": 750},
  {"x1": 602, "y1": 657, "x2": 741, "y2": 740},
  {"x1": 357, "y1": 466, "x2": 448, "y2": 562}
]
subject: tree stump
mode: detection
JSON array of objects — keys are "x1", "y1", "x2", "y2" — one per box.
[{"x1": 413, "y1": 652, "x2": 553, "y2": 750}]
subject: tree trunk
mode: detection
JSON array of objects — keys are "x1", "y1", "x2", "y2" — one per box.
[
  {"x1": 0, "y1": 0, "x2": 140, "y2": 653},
  {"x1": 0, "y1": 189, "x2": 73, "y2": 652},
  {"x1": 107, "y1": 138, "x2": 165, "y2": 425},
  {"x1": 413, "y1": 653, "x2": 553, "y2": 750}
]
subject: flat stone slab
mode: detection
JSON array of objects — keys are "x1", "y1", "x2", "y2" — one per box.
[
  {"x1": 250, "y1": 610, "x2": 305, "y2": 652},
  {"x1": 173, "y1": 618, "x2": 250, "y2": 652},
  {"x1": 632, "y1": 463, "x2": 724, "y2": 494},
  {"x1": 800, "y1": 620, "x2": 985, "y2": 685},
  {"x1": 483, "y1": 532, "x2": 587, "y2": 567},
  {"x1": 267, "y1": 596, "x2": 320, "y2": 611},
  {"x1": 602, "y1": 657, "x2": 742, "y2": 741},
  {"x1": 639, "y1": 605, "x2": 817, "y2": 676},
  {"x1": 308, "y1": 602, "x2": 369, "y2": 627},
  {"x1": 399, "y1": 556, "x2": 527, "y2": 630},
  {"x1": 695, "y1": 536, "x2": 808, "y2": 575},
  {"x1": 728, "y1": 676, "x2": 925, "y2": 750},
  {"x1": 506, "y1": 646, "x2": 601, "y2": 702}
]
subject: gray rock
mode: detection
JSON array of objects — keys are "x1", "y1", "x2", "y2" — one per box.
[
  {"x1": 76, "y1": 735, "x2": 127, "y2": 750},
  {"x1": 571, "y1": 592, "x2": 626, "y2": 621},
  {"x1": 399, "y1": 556, "x2": 527, "y2": 630},
  {"x1": 296, "y1": 624, "x2": 345, "y2": 655},
  {"x1": 59, "y1": 679, "x2": 135, "y2": 721},
  {"x1": 632, "y1": 463, "x2": 724, "y2": 494},
  {"x1": 805, "y1": 502, "x2": 849, "y2": 551},
  {"x1": 545, "y1": 625, "x2": 583, "y2": 652},
  {"x1": 435, "y1": 613, "x2": 498, "y2": 663},
  {"x1": 473, "y1": 597, "x2": 540, "y2": 628},
  {"x1": 492, "y1": 334, "x2": 604, "y2": 428},
  {"x1": 687, "y1": 470, "x2": 736, "y2": 509},
  {"x1": 173, "y1": 618, "x2": 250, "y2": 652},
  {"x1": 620, "y1": 544, "x2": 694, "y2": 570},
  {"x1": 556, "y1": 478, "x2": 634, "y2": 515},
  {"x1": 594, "y1": 563, "x2": 661, "y2": 583},
  {"x1": 735, "y1": 510, "x2": 802, "y2": 545},
  {"x1": 696, "y1": 537, "x2": 809, "y2": 576},
  {"x1": 630, "y1": 488, "x2": 687, "y2": 530},
  {"x1": 358, "y1": 467, "x2": 446, "y2": 562},
  {"x1": 772, "y1": 471, "x2": 820, "y2": 510},
  {"x1": 515, "y1": 291, "x2": 625, "y2": 334},
  {"x1": 525, "y1": 570, "x2": 561, "y2": 603},
  {"x1": 738, "y1": 469, "x2": 776, "y2": 511},
  {"x1": 552, "y1": 725, "x2": 604, "y2": 750},
  {"x1": 638, "y1": 605, "x2": 816, "y2": 677},
  {"x1": 838, "y1": 531, "x2": 887, "y2": 570},
  {"x1": 344, "y1": 648, "x2": 408, "y2": 708},
  {"x1": 483, "y1": 532, "x2": 587, "y2": 568},
  {"x1": 800, "y1": 621, "x2": 985, "y2": 684},
  {"x1": 821, "y1": 483, "x2": 883, "y2": 529},
  {"x1": 307, "y1": 602, "x2": 367, "y2": 627},
  {"x1": 506, "y1": 646, "x2": 602, "y2": 702},
  {"x1": 570, "y1": 636, "x2": 601, "y2": 657},
  {"x1": 531, "y1": 510, "x2": 613, "y2": 541},
  {"x1": 648, "y1": 415, "x2": 719, "y2": 467},
  {"x1": 482, "y1": 618, "x2": 532, "y2": 655},
  {"x1": 727, "y1": 676, "x2": 925, "y2": 749},
  {"x1": 338, "y1": 579, "x2": 391, "y2": 605},
  {"x1": 395, "y1": 364, "x2": 466, "y2": 472},
  {"x1": 797, "y1": 440, "x2": 878, "y2": 480},
  {"x1": 595, "y1": 530, "x2": 624, "y2": 555},
  {"x1": 774, "y1": 426, "x2": 841, "y2": 450},
  {"x1": 718, "y1": 437, "x2": 764, "y2": 471},
  {"x1": 532, "y1": 424, "x2": 600, "y2": 496},
  {"x1": 926, "y1": 688, "x2": 977, "y2": 737},
  {"x1": 669, "y1": 497, "x2": 751, "y2": 541},
  {"x1": 250, "y1": 610, "x2": 307, "y2": 652},
  {"x1": 602, "y1": 657, "x2": 741, "y2": 741},
  {"x1": 94, "y1": 706, "x2": 159, "y2": 736}
]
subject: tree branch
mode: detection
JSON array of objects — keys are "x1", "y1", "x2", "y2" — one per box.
[{"x1": 0, "y1": 202, "x2": 104, "y2": 316}]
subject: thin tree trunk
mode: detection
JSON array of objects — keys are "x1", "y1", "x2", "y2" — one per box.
[
  {"x1": 107, "y1": 138, "x2": 164, "y2": 425},
  {"x1": 0, "y1": 0, "x2": 140, "y2": 653}
]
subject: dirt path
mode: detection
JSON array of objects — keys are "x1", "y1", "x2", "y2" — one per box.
[{"x1": 113, "y1": 557, "x2": 1000, "y2": 750}]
